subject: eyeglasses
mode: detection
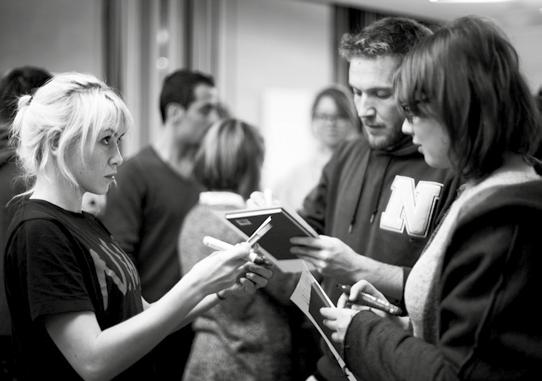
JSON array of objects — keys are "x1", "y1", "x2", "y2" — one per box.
[
  {"x1": 313, "y1": 113, "x2": 347, "y2": 123},
  {"x1": 400, "y1": 104, "x2": 416, "y2": 123},
  {"x1": 400, "y1": 98, "x2": 429, "y2": 123}
]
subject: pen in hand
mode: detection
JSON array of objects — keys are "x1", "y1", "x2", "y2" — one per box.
[
  {"x1": 340, "y1": 284, "x2": 403, "y2": 316},
  {"x1": 202, "y1": 236, "x2": 270, "y2": 266}
]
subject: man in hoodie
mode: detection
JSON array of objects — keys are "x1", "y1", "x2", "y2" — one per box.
[
  {"x1": 0, "y1": 66, "x2": 51, "y2": 380},
  {"x1": 100, "y1": 69, "x2": 220, "y2": 380},
  {"x1": 289, "y1": 18, "x2": 459, "y2": 381}
]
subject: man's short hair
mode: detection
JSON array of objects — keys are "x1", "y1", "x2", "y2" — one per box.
[
  {"x1": 340, "y1": 17, "x2": 433, "y2": 61},
  {"x1": 159, "y1": 69, "x2": 215, "y2": 123},
  {"x1": 0, "y1": 66, "x2": 51, "y2": 124}
]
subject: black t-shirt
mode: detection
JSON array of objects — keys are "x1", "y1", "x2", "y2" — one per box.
[{"x1": 4, "y1": 199, "x2": 155, "y2": 380}]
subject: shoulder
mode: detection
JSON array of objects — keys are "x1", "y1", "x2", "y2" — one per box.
[
  {"x1": 322, "y1": 138, "x2": 368, "y2": 174},
  {"x1": 459, "y1": 180, "x2": 542, "y2": 226},
  {"x1": 9, "y1": 201, "x2": 89, "y2": 241},
  {"x1": 118, "y1": 146, "x2": 156, "y2": 172},
  {"x1": 110, "y1": 147, "x2": 160, "y2": 194},
  {"x1": 335, "y1": 137, "x2": 368, "y2": 160}
]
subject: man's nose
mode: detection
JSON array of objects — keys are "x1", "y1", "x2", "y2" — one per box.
[{"x1": 356, "y1": 94, "x2": 376, "y2": 119}]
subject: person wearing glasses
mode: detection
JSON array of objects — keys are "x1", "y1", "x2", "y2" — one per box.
[
  {"x1": 322, "y1": 16, "x2": 542, "y2": 380},
  {"x1": 274, "y1": 85, "x2": 360, "y2": 211},
  {"x1": 286, "y1": 18, "x2": 460, "y2": 381}
]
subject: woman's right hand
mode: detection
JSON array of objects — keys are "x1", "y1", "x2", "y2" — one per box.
[
  {"x1": 186, "y1": 243, "x2": 262, "y2": 295},
  {"x1": 338, "y1": 279, "x2": 389, "y2": 310}
]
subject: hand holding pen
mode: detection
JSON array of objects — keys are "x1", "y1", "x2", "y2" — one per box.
[
  {"x1": 201, "y1": 217, "x2": 273, "y2": 300},
  {"x1": 202, "y1": 216, "x2": 273, "y2": 266},
  {"x1": 340, "y1": 284, "x2": 403, "y2": 316}
]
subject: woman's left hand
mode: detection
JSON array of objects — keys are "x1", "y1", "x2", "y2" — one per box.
[
  {"x1": 218, "y1": 260, "x2": 273, "y2": 298},
  {"x1": 321, "y1": 307, "x2": 359, "y2": 348}
]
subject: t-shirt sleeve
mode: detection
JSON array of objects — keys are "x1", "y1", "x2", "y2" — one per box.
[{"x1": 14, "y1": 219, "x2": 94, "y2": 321}]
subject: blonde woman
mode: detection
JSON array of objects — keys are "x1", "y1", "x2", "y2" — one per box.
[{"x1": 4, "y1": 73, "x2": 271, "y2": 380}]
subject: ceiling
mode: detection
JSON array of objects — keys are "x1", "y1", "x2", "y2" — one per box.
[{"x1": 304, "y1": 0, "x2": 542, "y2": 26}]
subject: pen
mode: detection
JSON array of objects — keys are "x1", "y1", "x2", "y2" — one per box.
[
  {"x1": 246, "y1": 216, "x2": 272, "y2": 246},
  {"x1": 202, "y1": 236, "x2": 264, "y2": 263},
  {"x1": 340, "y1": 284, "x2": 403, "y2": 316}
]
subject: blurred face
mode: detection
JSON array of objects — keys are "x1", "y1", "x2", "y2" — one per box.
[
  {"x1": 349, "y1": 55, "x2": 404, "y2": 150},
  {"x1": 176, "y1": 83, "x2": 219, "y2": 145},
  {"x1": 312, "y1": 96, "x2": 356, "y2": 150},
  {"x1": 402, "y1": 116, "x2": 451, "y2": 169},
  {"x1": 66, "y1": 126, "x2": 126, "y2": 195}
]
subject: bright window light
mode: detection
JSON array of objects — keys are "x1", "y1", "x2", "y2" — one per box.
[{"x1": 429, "y1": 0, "x2": 513, "y2": 2}]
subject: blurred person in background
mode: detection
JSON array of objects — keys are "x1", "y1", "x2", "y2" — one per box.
[
  {"x1": 0, "y1": 65, "x2": 51, "y2": 381},
  {"x1": 274, "y1": 85, "x2": 360, "y2": 211},
  {"x1": 179, "y1": 118, "x2": 306, "y2": 381},
  {"x1": 100, "y1": 69, "x2": 220, "y2": 379}
]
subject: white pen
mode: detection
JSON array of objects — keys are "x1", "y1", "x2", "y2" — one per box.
[
  {"x1": 202, "y1": 236, "x2": 260, "y2": 262},
  {"x1": 246, "y1": 216, "x2": 272, "y2": 246},
  {"x1": 340, "y1": 284, "x2": 403, "y2": 315}
]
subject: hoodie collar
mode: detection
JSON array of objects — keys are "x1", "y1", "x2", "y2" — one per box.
[{"x1": 374, "y1": 135, "x2": 420, "y2": 158}]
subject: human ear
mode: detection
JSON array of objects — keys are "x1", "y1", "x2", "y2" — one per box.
[
  {"x1": 48, "y1": 131, "x2": 61, "y2": 155},
  {"x1": 165, "y1": 103, "x2": 185, "y2": 123}
]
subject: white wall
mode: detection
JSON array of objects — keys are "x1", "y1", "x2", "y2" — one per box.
[
  {"x1": 217, "y1": 0, "x2": 334, "y2": 188},
  {"x1": 0, "y1": 0, "x2": 103, "y2": 77},
  {"x1": 505, "y1": 25, "x2": 542, "y2": 92}
]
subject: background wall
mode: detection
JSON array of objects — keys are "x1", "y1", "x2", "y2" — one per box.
[
  {"x1": 217, "y1": 0, "x2": 334, "y2": 187},
  {"x1": 1, "y1": 0, "x2": 541, "y2": 189},
  {"x1": 0, "y1": 0, "x2": 103, "y2": 78}
]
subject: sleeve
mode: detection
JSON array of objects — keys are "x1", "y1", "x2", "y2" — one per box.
[
  {"x1": 100, "y1": 160, "x2": 145, "y2": 259},
  {"x1": 343, "y1": 216, "x2": 520, "y2": 381},
  {"x1": 13, "y1": 219, "x2": 94, "y2": 321}
]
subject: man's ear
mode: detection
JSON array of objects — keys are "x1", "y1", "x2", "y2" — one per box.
[{"x1": 165, "y1": 103, "x2": 185, "y2": 123}]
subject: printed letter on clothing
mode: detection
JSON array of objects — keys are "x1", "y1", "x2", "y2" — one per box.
[{"x1": 380, "y1": 176, "x2": 442, "y2": 238}]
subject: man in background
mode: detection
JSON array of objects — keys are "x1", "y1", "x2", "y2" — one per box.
[
  {"x1": 0, "y1": 66, "x2": 51, "y2": 381},
  {"x1": 100, "y1": 69, "x2": 219, "y2": 380}
]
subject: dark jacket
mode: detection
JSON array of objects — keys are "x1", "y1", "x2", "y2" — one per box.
[
  {"x1": 301, "y1": 136, "x2": 459, "y2": 381},
  {"x1": 345, "y1": 180, "x2": 542, "y2": 381},
  {"x1": 302, "y1": 136, "x2": 459, "y2": 303}
]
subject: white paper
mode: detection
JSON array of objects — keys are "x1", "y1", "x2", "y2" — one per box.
[{"x1": 289, "y1": 270, "x2": 357, "y2": 381}]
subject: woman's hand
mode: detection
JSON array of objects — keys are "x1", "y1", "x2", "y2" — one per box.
[
  {"x1": 218, "y1": 259, "x2": 273, "y2": 298},
  {"x1": 320, "y1": 307, "x2": 359, "y2": 351},
  {"x1": 338, "y1": 279, "x2": 389, "y2": 309},
  {"x1": 186, "y1": 243, "x2": 253, "y2": 295}
]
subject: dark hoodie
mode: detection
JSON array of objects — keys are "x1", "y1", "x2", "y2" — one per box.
[
  {"x1": 344, "y1": 179, "x2": 542, "y2": 381},
  {"x1": 301, "y1": 135, "x2": 459, "y2": 381},
  {"x1": 302, "y1": 135, "x2": 459, "y2": 303},
  {"x1": 1, "y1": 126, "x2": 24, "y2": 336}
]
